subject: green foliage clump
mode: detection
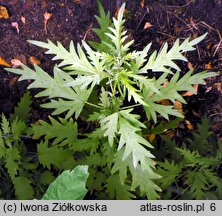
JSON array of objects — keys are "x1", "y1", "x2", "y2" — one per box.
[
  {"x1": 154, "y1": 117, "x2": 222, "y2": 200},
  {"x1": 4, "y1": 1, "x2": 218, "y2": 199}
]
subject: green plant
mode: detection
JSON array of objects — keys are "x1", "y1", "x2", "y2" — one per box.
[
  {"x1": 5, "y1": 1, "x2": 218, "y2": 199},
  {"x1": 42, "y1": 165, "x2": 89, "y2": 200},
  {"x1": 154, "y1": 117, "x2": 222, "y2": 199},
  {"x1": 0, "y1": 92, "x2": 53, "y2": 199}
]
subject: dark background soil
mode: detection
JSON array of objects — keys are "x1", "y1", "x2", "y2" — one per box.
[{"x1": 0, "y1": 0, "x2": 221, "y2": 138}]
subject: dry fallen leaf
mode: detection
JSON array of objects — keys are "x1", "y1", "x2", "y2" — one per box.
[
  {"x1": 44, "y1": 12, "x2": 52, "y2": 21},
  {"x1": 0, "y1": 6, "x2": 9, "y2": 19},
  {"x1": 9, "y1": 77, "x2": 18, "y2": 88},
  {"x1": 0, "y1": 56, "x2": 11, "y2": 67},
  {"x1": 187, "y1": 62, "x2": 193, "y2": 70},
  {"x1": 214, "y1": 82, "x2": 222, "y2": 93},
  {"x1": 11, "y1": 59, "x2": 22, "y2": 68},
  {"x1": 11, "y1": 22, "x2": 20, "y2": 34},
  {"x1": 29, "y1": 56, "x2": 41, "y2": 65},
  {"x1": 74, "y1": 0, "x2": 81, "y2": 3},
  {"x1": 143, "y1": 22, "x2": 152, "y2": 30},
  {"x1": 205, "y1": 62, "x2": 212, "y2": 70},
  {"x1": 182, "y1": 84, "x2": 198, "y2": 96},
  {"x1": 175, "y1": 26, "x2": 181, "y2": 33},
  {"x1": 173, "y1": 100, "x2": 183, "y2": 114},
  {"x1": 165, "y1": 130, "x2": 175, "y2": 138},
  {"x1": 158, "y1": 99, "x2": 170, "y2": 106},
  {"x1": 44, "y1": 12, "x2": 52, "y2": 34},
  {"x1": 185, "y1": 120, "x2": 193, "y2": 130},
  {"x1": 140, "y1": 0, "x2": 145, "y2": 8},
  {"x1": 21, "y1": 16, "x2": 26, "y2": 24}
]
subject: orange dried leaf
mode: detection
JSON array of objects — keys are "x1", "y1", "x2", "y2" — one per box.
[
  {"x1": 158, "y1": 99, "x2": 170, "y2": 105},
  {"x1": 29, "y1": 56, "x2": 41, "y2": 65},
  {"x1": 182, "y1": 84, "x2": 198, "y2": 96},
  {"x1": 173, "y1": 101, "x2": 183, "y2": 114},
  {"x1": 205, "y1": 62, "x2": 212, "y2": 70},
  {"x1": 140, "y1": 0, "x2": 145, "y2": 8},
  {"x1": 185, "y1": 120, "x2": 193, "y2": 130},
  {"x1": 207, "y1": 43, "x2": 212, "y2": 49},
  {"x1": 187, "y1": 62, "x2": 193, "y2": 70},
  {"x1": 175, "y1": 26, "x2": 181, "y2": 33},
  {"x1": 21, "y1": 16, "x2": 26, "y2": 24},
  {"x1": 74, "y1": 0, "x2": 81, "y2": 3},
  {"x1": 0, "y1": 6, "x2": 9, "y2": 19},
  {"x1": 144, "y1": 22, "x2": 152, "y2": 30},
  {"x1": 44, "y1": 12, "x2": 52, "y2": 21},
  {"x1": 0, "y1": 56, "x2": 11, "y2": 67}
]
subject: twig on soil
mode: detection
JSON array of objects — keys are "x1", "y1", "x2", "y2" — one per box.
[
  {"x1": 136, "y1": 6, "x2": 149, "y2": 30},
  {"x1": 156, "y1": 31, "x2": 177, "y2": 39},
  {"x1": 166, "y1": 0, "x2": 193, "y2": 8},
  {"x1": 83, "y1": 23, "x2": 93, "y2": 41}
]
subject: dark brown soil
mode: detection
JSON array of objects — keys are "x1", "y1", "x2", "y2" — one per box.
[{"x1": 0, "y1": 0, "x2": 221, "y2": 137}]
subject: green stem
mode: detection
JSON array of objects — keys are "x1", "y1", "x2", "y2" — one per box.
[
  {"x1": 85, "y1": 101, "x2": 101, "y2": 109},
  {"x1": 120, "y1": 103, "x2": 142, "y2": 110}
]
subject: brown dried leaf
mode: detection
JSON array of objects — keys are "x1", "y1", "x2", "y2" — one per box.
[
  {"x1": 9, "y1": 77, "x2": 18, "y2": 88},
  {"x1": 185, "y1": 120, "x2": 193, "y2": 130},
  {"x1": 205, "y1": 62, "x2": 212, "y2": 70},
  {"x1": 21, "y1": 16, "x2": 26, "y2": 24},
  {"x1": 175, "y1": 26, "x2": 181, "y2": 33},
  {"x1": 143, "y1": 22, "x2": 152, "y2": 30},
  {"x1": 214, "y1": 82, "x2": 222, "y2": 93},
  {"x1": 29, "y1": 56, "x2": 41, "y2": 65},
  {"x1": 182, "y1": 84, "x2": 198, "y2": 96},
  {"x1": 187, "y1": 62, "x2": 193, "y2": 70},
  {"x1": 173, "y1": 101, "x2": 183, "y2": 114},
  {"x1": 140, "y1": 0, "x2": 145, "y2": 8},
  {"x1": 44, "y1": 12, "x2": 52, "y2": 21}
]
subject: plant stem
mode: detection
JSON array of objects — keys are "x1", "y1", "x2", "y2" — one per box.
[
  {"x1": 120, "y1": 103, "x2": 142, "y2": 110},
  {"x1": 85, "y1": 101, "x2": 101, "y2": 109}
]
